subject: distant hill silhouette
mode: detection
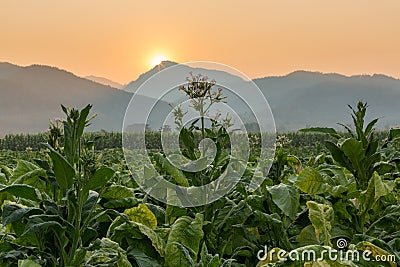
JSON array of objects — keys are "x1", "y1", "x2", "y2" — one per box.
[
  {"x1": 254, "y1": 71, "x2": 400, "y2": 131},
  {"x1": 124, "y1": 61, "x2": 178, "y2": 92},
  {"x1": 85, "y1": 75, "x2": 124, "y2": 89},
  {"x1": 1, "y1": 61, "x2": 399, "y2": 135},
  {"x1": 0, "y1": 62, "x2": 170, "y2": 136},
  {"x1": 124, "y1": 63, "x2": 400, "y2": 131}
]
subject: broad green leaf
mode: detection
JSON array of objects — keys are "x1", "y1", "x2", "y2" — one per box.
[
  {"x1": 179, "y1": 128, "x2": 196, "y2": 160},
  {"x1": 110, "y1": 221, "x2": 165, "y2": 256},
  {"x1": 165, "y1": 204, "x2": 187, "y2": 224},
  {"x1": 103, "y1": 197, "x2": 140, "y2": 209},
  {"x1": 251, "y1": 211, "x2": 291, "y2": 250},
  {"x1": 200, "y1": 243, "x2": 220, "y2": 267},
  {"x1": 9, "y1": 160, "x2": 46, "y2": 185},
  {"x1": 373, "y1": 162, "x2": 395, "y2": 175},
  {"x1": 2, "y1": 204, "x2": 43, "y2": 226},
  {"x1": 82, "y1": 190, "x2": 99, "y2": 223},
  {"x1": 267, "y1": 184, "x2": 299, "y2": 220},
  {"x1": 172, "y1": 242, "x2": 195, "y2": 266},
  {"x1": 165, "y1": 214, "x2": 204, "y2": 267},
  {"x1": 360, "y1": 172, "x2": 394, "y2": 214},
  {"x1": 145, "y1": 203, "x2": 165, "y2": 226},
  {"x1": 136, "y1": 223, "x2": 166, "y2": 256},
  {"x1": 332, "y1": 199, "x2": 352, "y2": 221},
  {"x1": 127, "y1": 248, "x2": 162, "y2": 267},
  {"x1": 306, "y1": 201, "x2": 334, "y2": 246},
  {"x1": 341, "y1": 138, "x2": 366, "y2": 184},
  {"x1": 0, "y1": 184, "x2": 40, "y2": 202},
  {"x1": 214, "y1": 199, "x2": 252, "y2": 231},
  {"x1": 325, "y1": 141, "x2": 350, "y2": 170},
  {"x1": 124, "y1": 204, "x2": 157, "y2": 229},
  {"x1": 44, "y1": 144, "x2": 75, "y2": 192},
  {"x1": 84, "y1": 167, "x2": 114, "y2": 192},
  {"x1": 154, "y1": 153, "x2": 189, "y2": 187},
  {"x1": 85, "y1": 237, "x2": 132, "y2": 267},
  {"x1": 18, "y1": 259, "x2": 42, "y2": 267},
  {"x1": 295, "y1": 225, "x2": 318, "y2": 246},
  {"x1": 295, "y1": 167, "x2": 327, "y2": 194},
  {"x1": 22, "y1": 221, "x2": 65, "y2": 236},
  {"x1": 100, "y1": 185, "x2": 136, "y2": 199},
  {"x1": 367, "y1": 205, "x2": 400, "y2": 234},
  {"x1": 318, "y1": 164, "x2": 349, "y2": 186}
]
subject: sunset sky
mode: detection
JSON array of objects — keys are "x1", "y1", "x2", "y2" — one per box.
[{"x1": 1, "y1": 0, "x2": 400, "y2": 84}]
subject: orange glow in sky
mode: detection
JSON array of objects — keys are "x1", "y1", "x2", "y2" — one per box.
[{"x1": 1, "y1": 0, "x2": 400, "y2": 84}]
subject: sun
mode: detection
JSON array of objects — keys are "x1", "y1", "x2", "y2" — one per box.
[{"x1": 151, "y1": 55, "x2": 168, "y2": 67}]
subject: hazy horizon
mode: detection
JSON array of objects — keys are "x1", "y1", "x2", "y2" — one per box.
[
  {"x1": 2, "y1": 60, "x2": 400, "y2": 86},
  {"x1": 1, "y1": 1, "x2": 399, "y2": 84}
]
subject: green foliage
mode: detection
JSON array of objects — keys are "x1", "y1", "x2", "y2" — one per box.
[
  {"x1": 0, "y1": 104, "x2": 120, "y2": 266},
  {"x1": 164, "y1": 214, "x2": 204, "y2": 267},
  {"x1": 123, "y1": 204, "x2": 157, "y2": 229},
  {"x1": 0, "y1": 97, "x2": 399, "y2": 267},
  {"x1": 267, "y1": 184, "x2": 299, "y2": 220},
  {"x1": 306, "y1": 201, "x2": 334, "y2": 246}
]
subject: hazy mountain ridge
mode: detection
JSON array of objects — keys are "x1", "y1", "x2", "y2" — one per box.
[
  {"x1": 125, "y1": 63, "x2": 400, "y2": 131},
  {"x1": 124, "y1": 61, "x2": 178, "y2": 92},
  {"x1": 85, "y1": 75, "x2": 124, "y2": 89},
  {"x1": 0, "y1": 62, "x2": 167, "y2": 136},
  {"x1": 1, "y1": 61, "x2": 399, "y2": 136},
  {"x1": 254, "y1": 72, "x2": 400, "y2": 130}
]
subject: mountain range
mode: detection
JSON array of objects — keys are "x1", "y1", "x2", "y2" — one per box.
[
  {"x1": 0, "y1": 61, "x2": 399, "y2": 136},
  {"x1": 84, "y1": 75, "x2": 124, "y2": 89}
]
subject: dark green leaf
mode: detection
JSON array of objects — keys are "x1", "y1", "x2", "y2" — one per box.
[
  {"x1": 165, "y1": 214, "x2": 203, "y2": 267},
  {"x1": 2, "y1": 204, "x2": 43, "y2": 226},
  {"x1": 325, "y1": 141, "x2": 350, "y2": 169},
  {"x1": 267, "y1": 184, "x2": 299, "y2": 220},
  {"x1": 84, "y1": 167, "x2": 114, "y2": 192},
  {"x1": 9, "y1": 160, "x2": 46, "y2": 185},
  {"x1": 43, "y1": 143, "x2": 75, "y2": 192},
  {"x1": 0, "y1": 184, "x2": 39, "y2": 202},
  {"x1": 22, "y1": 221, "x2": 65, "y2": 236},
  {"x1": 127, "y1": 248, "x2": 162, "y2": 267}
]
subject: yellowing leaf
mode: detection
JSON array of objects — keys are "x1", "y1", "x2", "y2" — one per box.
[
  {"x1": 295, "y1": 167, "x2": 327, "y2": 194},
  {"x1": 306, "y1": 201, "x2": 334, "y2": 246},
  {"x1": 124, "y1": 204, "x2": 157, "y2": 229}
]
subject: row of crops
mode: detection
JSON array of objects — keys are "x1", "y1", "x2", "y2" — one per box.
[
  {"x1": 0, "y1": 131, "x2": 338, "y2": 152},
  {"x1": 0, "y1": 131, "x2": 388, "y2": 155},
  {"x1": 0, "y1": 75, "x2": 399, "y2": 267}
]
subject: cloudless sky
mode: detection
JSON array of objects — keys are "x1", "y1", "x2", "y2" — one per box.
[{"x1": 1, "y1": 0, "x2": 399, "y2": 84}]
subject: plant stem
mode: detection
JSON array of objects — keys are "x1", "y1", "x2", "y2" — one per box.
[{"x1": 68, "y1": 184, "x2": 84, "y2": 265}]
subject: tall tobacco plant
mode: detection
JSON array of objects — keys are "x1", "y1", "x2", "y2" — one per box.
[{"x1": 0, "y1": 104, "x2": 115, "y2": 266}]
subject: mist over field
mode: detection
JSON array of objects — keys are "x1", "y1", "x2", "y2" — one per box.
[{"x1": 1, "y1": 61, "x2": 399, "y2": 136}]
